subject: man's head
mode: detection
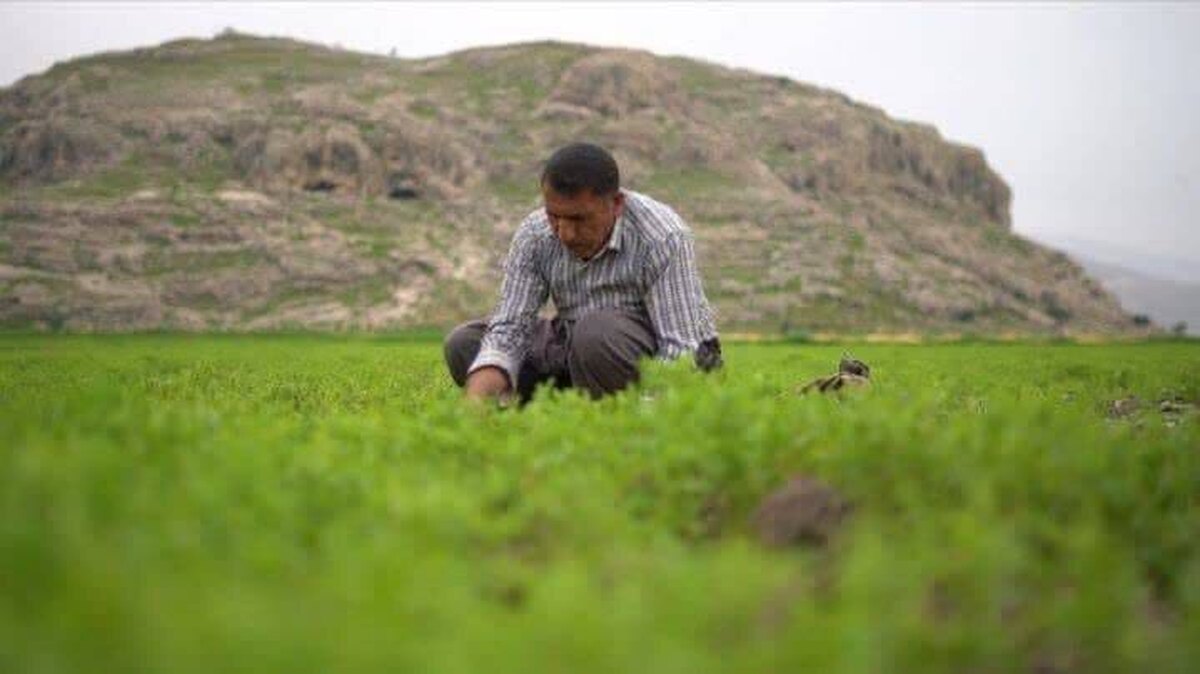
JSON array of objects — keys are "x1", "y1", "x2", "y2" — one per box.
[{"x1": 540, "y1": 143, "x2": 625, "y2": 261}]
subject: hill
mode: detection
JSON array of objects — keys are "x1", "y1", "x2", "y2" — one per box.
[
  {"x1": 0, "y1": 32, "x2": 1139, "y2": 333},
  {"x1": 1074, "y1": 256, "x2": 1199, "y2": 335}
]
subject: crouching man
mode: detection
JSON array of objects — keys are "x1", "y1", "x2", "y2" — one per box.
[{"x1": 444, "y1": 142, "x2": 719, "y2": 403}]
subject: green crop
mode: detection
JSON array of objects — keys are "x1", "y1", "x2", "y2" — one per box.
[{"x1": 1, "y1": 335, "x2": 1197, "y2": 673}]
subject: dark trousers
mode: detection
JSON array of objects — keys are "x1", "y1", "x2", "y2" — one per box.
[{"x1": 443, "y1": 309, "x2": 657, "y2": 401}]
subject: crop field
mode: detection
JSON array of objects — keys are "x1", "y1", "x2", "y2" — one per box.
[{"x1": 1, "y1": 334, "x2": 1198, "y2": 673}]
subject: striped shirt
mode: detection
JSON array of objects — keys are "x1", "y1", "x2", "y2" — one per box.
[{"x1": 469, "y1": 189, "x2": 719, "y2": 385}]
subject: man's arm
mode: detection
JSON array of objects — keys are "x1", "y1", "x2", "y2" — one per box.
[
  {"x1": 644, "y1": 229, "x2": 718, "y2": 359},
  {"x1": 466, "y1": 221, "x2": 549, "y2": 401}
]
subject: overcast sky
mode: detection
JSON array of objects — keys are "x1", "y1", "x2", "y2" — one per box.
[{"x1": 2, "y1": 1, "x2": 1198, "y2": 266}]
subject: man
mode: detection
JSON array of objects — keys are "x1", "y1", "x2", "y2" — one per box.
[{"x1": 444, "y1": 143, "x2": 719, "y2": 403}]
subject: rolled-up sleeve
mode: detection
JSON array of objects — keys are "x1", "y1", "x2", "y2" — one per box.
[
  {"x1": 644, "y1": 230, "x2": 718, "y2": 359},
  {"x1": 468, "y1": 220, "x2": 548, "y2": 386}
]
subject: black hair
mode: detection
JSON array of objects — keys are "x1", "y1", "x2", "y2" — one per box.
[{"x1": 540, "y1": 142, "x2": 620, "y2": 196}]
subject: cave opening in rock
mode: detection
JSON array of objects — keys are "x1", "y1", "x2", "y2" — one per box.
[
  {"x1": 303, "y1": 179, "x2": 337, "y2": 193},
  {"x1": 388, "y1": 185, "x2": 419, "y2": 200},
  {"x1": 387, "y1": 173, "x2": 420, "y2": 200}
]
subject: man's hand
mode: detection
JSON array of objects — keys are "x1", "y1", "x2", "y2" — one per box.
[{"x1": 464, "y1": 366, "x2": 512, "y2": 403}]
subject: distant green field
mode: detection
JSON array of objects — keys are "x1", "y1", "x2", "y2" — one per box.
[{"x1": 1, "y1": 335, "x2": 1197, "y2": 673}]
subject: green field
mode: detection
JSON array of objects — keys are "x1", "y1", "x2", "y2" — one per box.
[{"x1": 1, "y1": 335, "x2": 1198, "y2": 673}]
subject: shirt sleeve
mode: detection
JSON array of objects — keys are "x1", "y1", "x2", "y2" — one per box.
[
  {"x1": 644, "y1": 230, "x2": 718, "y2": 360},
  {"x1": 468, "y1": 220, "x2": 549, "y2": 387}
]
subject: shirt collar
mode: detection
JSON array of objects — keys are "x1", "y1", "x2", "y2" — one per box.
[
  {"x1": 567, "y1": 190, "x2": 628, "y2": 265},
  {"x1": 605, "y1": 207, "x2": 627, "y2": 254}
]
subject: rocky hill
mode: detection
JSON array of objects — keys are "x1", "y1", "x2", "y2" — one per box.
[{"x1": 0, "y1": 32, "x2": 1139, "y2": 334}]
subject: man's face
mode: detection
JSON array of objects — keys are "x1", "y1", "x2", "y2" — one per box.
[{"x1": 542, "y1": 184, "x2": 625, "y2": 261}]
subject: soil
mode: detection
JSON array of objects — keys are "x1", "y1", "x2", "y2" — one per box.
[
  {"x1": 799, "y1": 356, "x2": 872, "y2": 394},
  {"x1": 751, "y1": 475, "x2": 852, "y2": 548},
  {"x1": 1107, "y1": 397, "x2": 1142, "y2": 419}
]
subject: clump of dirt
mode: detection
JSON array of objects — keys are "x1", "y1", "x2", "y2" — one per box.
[
  {"x1": 838, "y1": 355, "x2": 870, "y2": 377},
  {"x1": 1105, "y1": 395, "x2": 1196, "y2": 427},
  {"x1": 1158, "y1": 396, "x2": 1197, "y2": 427},
  {"x1": 1106, "y1": 397, "x2": 1142, "y2": 419},
  {"x1": 694, "y1": 337, "x2": 723, "y2": 372},
  {"x1": 799, "y1": 355, "x2": 872, "y2": 394},
  {"x1": 751, "y1": 475, "x2": 852, "y2": 548}
]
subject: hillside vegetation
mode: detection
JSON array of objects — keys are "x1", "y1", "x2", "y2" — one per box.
[{"x1": 0, "y1": 33, "x2": 1136, "y2": 333}]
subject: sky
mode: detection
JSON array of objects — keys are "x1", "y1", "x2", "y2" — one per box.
[{"x1": 2, "y1": 1, "x2": 1198, "y2": 274}]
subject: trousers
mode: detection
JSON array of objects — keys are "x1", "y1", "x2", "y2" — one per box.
[{"x1": 443, "y1": 309, "x2": 657, "y2": 402}]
